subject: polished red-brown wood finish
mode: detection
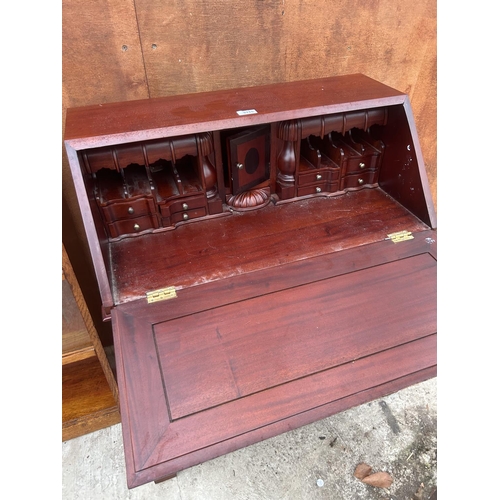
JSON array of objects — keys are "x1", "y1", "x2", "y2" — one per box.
[
  {"x1": 64, "y1": 74, "x2": 437, "y2": 488},
  {"x1": 112, "y1": 233, "x2": 436, "y2": 486}
]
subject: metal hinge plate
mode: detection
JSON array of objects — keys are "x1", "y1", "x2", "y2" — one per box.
[
  {"x1": 146, "y1": 286, "x2": 177, "y2": 304},
  {"x1": 386, "y1": 230, "x2": 414, "y2": 243}
]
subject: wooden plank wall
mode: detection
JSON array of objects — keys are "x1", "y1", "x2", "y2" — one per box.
[{"x1": 62, "y1": 0, "x2": 437, "y2": 344}]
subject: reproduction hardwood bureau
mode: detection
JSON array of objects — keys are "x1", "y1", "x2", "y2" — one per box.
[{"x1": 64, "y1": 74, "x2": 437, "y2": 488}]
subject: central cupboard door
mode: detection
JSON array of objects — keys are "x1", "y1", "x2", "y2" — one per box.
[{"x1": 227, "y1": 126, "x2": 270, "y2": 195}]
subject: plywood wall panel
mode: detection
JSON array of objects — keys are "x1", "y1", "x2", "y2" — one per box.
[
  {"x1": 134, "y1": 0, "x2": 286, "y2": 95},
  {"x1": 62, "y1": 0, "x2": 149, "y2": 107}
]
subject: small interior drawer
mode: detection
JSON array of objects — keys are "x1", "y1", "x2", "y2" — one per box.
[
  {"x1": 107, "y1": 214, "x2": 160, "y2": 238},
  {"x1": 160, "y1": 195, "x2": 207, "y2": 217},
  {"x1": 100, "y1": 197, "x2": 156, "y2": 223},
  {"x1": 297, "y1": 181, "x2": 338, "y2": 197},
  {"x1": 342, "y1": 171, "x2": 379, "y2": 189},
  {"x1": 298, "y1": 168, "x2": 340, "y2": 186},
  {"x1": 344, "y1": 154, "x2": 379, "y2": 174},
  {"x1": 170, "y1": 207, "x2": 207, "y2": 224}
]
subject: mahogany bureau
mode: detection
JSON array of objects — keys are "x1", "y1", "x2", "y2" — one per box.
[{"x1": 64, "y1": 74, "x2": 437, "y2": 488}]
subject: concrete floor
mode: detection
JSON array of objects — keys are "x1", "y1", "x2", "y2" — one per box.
[{"x1": 62, "y1": 378, "x2": 437, "y2": 500}]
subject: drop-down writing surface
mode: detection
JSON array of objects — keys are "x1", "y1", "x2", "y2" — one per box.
[
  {"x1": 155, "y1": 253, "x2": 436, "y2": 420},
  {"x1": 113, "y1": 242, "x2": 436, "y2": 485}
]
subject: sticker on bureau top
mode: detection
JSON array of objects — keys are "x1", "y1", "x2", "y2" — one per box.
[{"x1": 236, "y1": 109, "x2": 258, "y2": 116}]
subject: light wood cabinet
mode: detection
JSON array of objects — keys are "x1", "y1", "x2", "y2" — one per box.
[{"x1": 62, "y1": 244, "x2": 120, "y2": 441}]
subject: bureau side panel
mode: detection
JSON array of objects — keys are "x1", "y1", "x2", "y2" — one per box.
[
  {"x1": 378, "y1": 101, "x2": 436, "y2": 228},
  {"x1": 65, "y1": 145, "x2": 114, "y2": 310}
]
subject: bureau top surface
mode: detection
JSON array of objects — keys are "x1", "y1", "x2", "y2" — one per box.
[{"x1": 64, "y1": 74, "x2": 406, "y2": 149}]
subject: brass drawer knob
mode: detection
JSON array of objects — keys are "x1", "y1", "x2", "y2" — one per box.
[
  {"x1": 128, "y1": 207, "x2": 134, "y2": 214},
  {"x1": 316, "y1": 174, "x2": 322, "y2": 180},
  {"x1": 316, "y1": 187, "x2": 322, "y2": 193},
  {"x1": 183, "y1": 213, "x2": 189, "y2": 220},
  {"x1": 182, "y1": 203, "x2": 189, "y2": 210},
  {"x1": 133, "y1": 223, "x2": 140, "y2": 231},
  {"x1": 359, "y1": 162, "x2": 365, "y2": 169},
  {"x1": 358, "y1": 178, "x2": 364, "y2": 185}
]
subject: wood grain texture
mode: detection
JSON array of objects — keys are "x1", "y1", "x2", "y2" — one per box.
[
  {"x1": 62, "y1": 0, "x2": 150, "y2": 341},
  {"x1": 110, "y1": 188, "x2": 429, "y2": 304},
  {"x1": 64, "y1": 74, "x2": 405, "y2": 146},
  {"x1": 62, "y1": 245, "x2": 120, "y2": 442},
  {"x1": 133, "y1": 0, "x2": 436, "y2": 206},
  {"x1": 62, "y1": 3, "x2": 437, "y2": 478},
  {"x1": 62, "y1": 277, "x2": 93, "y2": 360},
  {"x1": 63, "y1": 406, "x2": 121, "y2": 442},
  {"x1": 62, "y1": 0, "x2": 436, "y2": 348},
  {"x1": 112, "y1": 231, "x2": 436, "y2": 486},
  {"x1": 155, "y1": 253, "x2": 436, "y2": 419},
  {"x1": 62, "y1": 0, "x2": 149, "y2": 108},
  {"x1": 134, "y1": 0, "x2": 284, "y2": 94},
  {"x1": 62, "y1": 356, "x2": 121, "y2": 441},
  {"x1": 134, "y1": 0, "x2": 434, "y2": 98},
  {"x1": 62, "y1": 357, "x2": 117, "y2": 422},
  {"x1": 114, "y1": 229, "x2": 437, "y2": 328},
  {"x1": 62, "y1": 244, "x2": 119, "y2": 402},
  {"x1": 64, "y1": 75, "x2": 435, "y2": 317},
  {"x1": 147, "y1": 365, "x2": 436, "y2": 486}
]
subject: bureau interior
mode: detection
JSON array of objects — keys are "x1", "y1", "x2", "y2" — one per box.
[{"x1": 77, "y1": 102, "x2": 432, "y2": 306}]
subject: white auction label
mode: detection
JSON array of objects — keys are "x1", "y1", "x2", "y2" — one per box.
[{"x1": 236, "y1": 109, "x2": 258, "y2": 116}]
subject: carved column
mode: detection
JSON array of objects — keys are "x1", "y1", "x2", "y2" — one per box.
[
  {"x1": 197, "y1": 133, "x2": 218, "y2": 199},
  {"x1": 276, "y1": 120, "x2": 300, "y2": 199}
]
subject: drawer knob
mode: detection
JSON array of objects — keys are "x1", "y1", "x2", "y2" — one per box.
[
  {"x1": 183, "y1": 213, "x2": 189, "y2": 220},
  {"x1": 316, "y1": 174, "x2": 322, "y2": 180},
  {"x1": 182, "y1": 203, "x2": 189, "y2": 210},
  {"x1": 359, "y1": 162, "x2": 365, "y2": 169},
  {"x1": 133, "y1": 223, "x2": 140, "y2": 231},
  {"x1": 358, "y1": 178, "x2": 364, "y2": 185},
  {"x1": 128, "y1": 207, "x2": 134, "y2": 214},
  {"x1": 236, "y1": 162, "x2": 244, "y2": 170},
  {"x1": 315, "y1": 187, "x2": 322, "y2": 193}
]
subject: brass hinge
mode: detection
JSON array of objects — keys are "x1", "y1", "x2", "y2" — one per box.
[
  {"x1": 386, "y1": 230, "x2": 414, "y2": 243},
  {"x1": 146, "y1": 286, "x2": 177, "y2": 304}
]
